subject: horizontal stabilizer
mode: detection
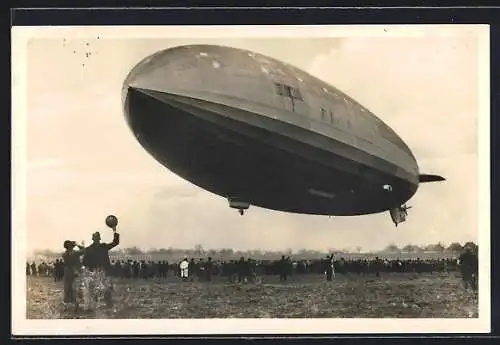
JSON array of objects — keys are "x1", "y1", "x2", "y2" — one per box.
[{"x1": 419, "y1": 174, "x2": 446, "y2": 183}]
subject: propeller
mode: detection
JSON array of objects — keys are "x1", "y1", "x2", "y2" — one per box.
[{"x1": 400, "y1": 204, "x2": 412, "y2": 214}]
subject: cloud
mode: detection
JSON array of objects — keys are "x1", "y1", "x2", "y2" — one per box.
[
  {"x1": 307, "y1": 35, "x2": 478, "y2": 161},
  {"x1": 300, "y1": 34, "x2": 479, "y2": 248}
]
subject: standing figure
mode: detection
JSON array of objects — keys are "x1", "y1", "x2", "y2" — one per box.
[
  {"x1": 459, "y1": 246, "x2": 478, "y2": 292},
  {"x1": 54, "y1": 259, "x2": 64, "y2": 282},
  {"x1": 204, "y1": 257, "x2": 213, "y2": 282},
  {"x1": 179, "y1": 257, "x2": 189, "y2": 281},
  {"x1": 325, "y1": 254, "x2": 335, "y2": 281},
  {"x1": 279, "y1": 256, "x2": 291, "y2": 281},
  {"x1": 237, "y1": 257, "x2": 247, "y2": 283},
  {"x1": 81, "y1": 218, "x2": 120, "y2": 311},
  {"x1": 62, "y1": 240, "x2": 86, "y2": 309},
  {"x1": 30, "y1": 262, "x2": 37, "y2": 276},
  {"x1": 188, "y1": 258, "x2": 196, "y2": 282}
]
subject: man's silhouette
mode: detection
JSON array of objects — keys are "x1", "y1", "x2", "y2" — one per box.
[{"x1": 81, "y1": 226, "x2": 120, "y2": 310}]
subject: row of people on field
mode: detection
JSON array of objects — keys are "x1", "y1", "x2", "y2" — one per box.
[{"x1": 28, "y1": 254, "x2": 472, "y2": 285}]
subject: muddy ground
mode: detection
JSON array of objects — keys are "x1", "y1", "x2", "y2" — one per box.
[{"x1": 26, "y1": 272, "x2": 478, "y2": 319}]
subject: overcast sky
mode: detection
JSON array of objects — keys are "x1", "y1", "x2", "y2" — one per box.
[{"x1": 21, "y1": 26, "x2": 485, "y2": 254}]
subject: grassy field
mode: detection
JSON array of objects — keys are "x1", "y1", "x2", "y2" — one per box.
[{"x1": 26, "y1": 272, "x2": 478, "y2": 319}]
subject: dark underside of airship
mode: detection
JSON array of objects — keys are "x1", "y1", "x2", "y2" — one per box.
[
  {"x1": 122, "y1": 45, "x2": 444, "y2": 222},
  {"x1": 125, "y1": 87, "x2": 417, "y2": 217}
]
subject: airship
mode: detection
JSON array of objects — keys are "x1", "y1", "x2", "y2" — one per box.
[{"x1": 122, "y1": 44, "x2": 445, "y2": 226}]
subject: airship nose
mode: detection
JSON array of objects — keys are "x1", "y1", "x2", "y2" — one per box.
[
  {"x1": 122, "y1": 50, "x2": 174, "y2": 142},
  {"x1": 123, "y1": 83, "x2": 188, "y2": 173},
  {"x1": 122, "y1": 50, "x2": 200, "y2": 170},
  {"x1": 122, "y1": 53, "x2": 159, "y2": 112},
  {"x1": 122, "y1": 47, "x2": 178, "y2": 107}
]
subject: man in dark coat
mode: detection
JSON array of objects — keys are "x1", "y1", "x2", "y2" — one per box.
[
  {"x1": 237, "y1": 257, "x2": 247, "y2": 283},
  {"x1": 204, "y1": 257, "x2": 213, "y2": 282},
  {"x1": 62, "y1": 240, "x2": 86, "y2": 308},
  {"x1": 82, "y1": 230, "x2": 120, "y2": 273},
  {"x1": 81, "y1": 225, "x2": 120, "y2": 310},
  {"x1": 30, "y1": 262, "x2": 37, "y2": 276},
  {"x1": 459, "y1": 246, "x2": 478, "y2": 292},
  {"x1": 325, "y1": 254, "x2": 335, "y2": 281},
  {"x1": 279, "y1": 256, "x2": 291, "y2": 281}
]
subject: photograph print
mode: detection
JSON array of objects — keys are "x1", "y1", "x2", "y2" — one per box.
[{"x1": 11, "y1": 24, "x2": 490, "y2": 335}]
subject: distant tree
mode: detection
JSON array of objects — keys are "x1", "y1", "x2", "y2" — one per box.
[
  {"x1": 110, "y1": 248, "x2": 123, "y2": 255},
  {"x1": 447, "y1": 242, "x2": 463, "y2": 252},
  {"x1": 402, "y1": 244, "x2": 414, "y2": 252},
  {"x1": 385, "y1": 244, "x2": 400, "y2": 252},
  {"x1": 219, "y1": 248, "x2": 233, "y2": 259},
  {"x1": 425, "y1": 243, "x2": 445, "y2": 252},
  {"x1": 124, "y1": 246, "x2": 143, "y2": 255},
  {"x1": 194, "y1": 244, "x2": 204, "y2": 256},
  {"x1": 206, "y1": 249, "x2": 218, "y2": 259},
  {"x1": 356, "y1": 246, "x2": 362, "y2": 253},
  {"x1": 34, "y1": 249, "x2": 56, "y2": 256},
  {"x1": 402, "y1": 244, "x2": 424, "y2": 253},
  {"x1": 327, "y1": 248, "x2": 339, "y2": 254}
]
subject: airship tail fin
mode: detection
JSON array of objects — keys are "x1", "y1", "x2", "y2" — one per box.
[{"x1": 419, "y1": 174, "x2": 446, "y2": 183}]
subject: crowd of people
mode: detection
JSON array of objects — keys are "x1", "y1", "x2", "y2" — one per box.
[
  {"x1": 27, "y1": 252, "x2": 478, "y2": 288},
  {"x1": 25, "y1": 215, "x2": 479, "y2": 313}
]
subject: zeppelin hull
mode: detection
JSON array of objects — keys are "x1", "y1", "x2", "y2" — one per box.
[{"x1": 125, "y1": 87, "x2": 418, "y2": 216}]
